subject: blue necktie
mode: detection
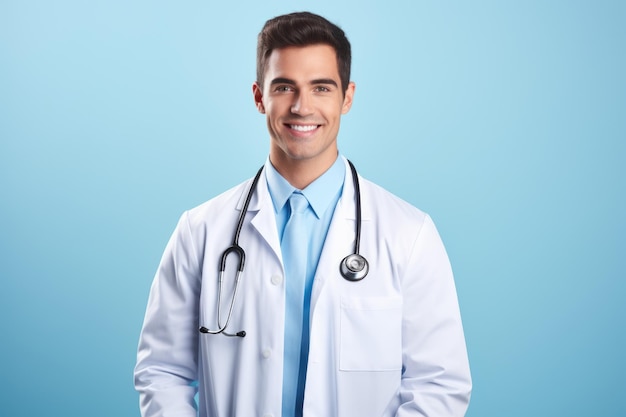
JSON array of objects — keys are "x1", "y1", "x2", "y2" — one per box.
[{"x1": 281, "y1": 192, "x2": 310, "y2": 417}]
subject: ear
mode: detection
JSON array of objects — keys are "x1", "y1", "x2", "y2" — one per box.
[
  {"x1": 341, "y1": 81, "x2": 356, "y2": 114},
  {"x1": 252, "y1": 82, "x2": 265, "y2": 114}
]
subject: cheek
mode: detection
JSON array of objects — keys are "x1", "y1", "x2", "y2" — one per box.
[{"x1": 265, "y1": 102, "x2": 284, "y2": 120}]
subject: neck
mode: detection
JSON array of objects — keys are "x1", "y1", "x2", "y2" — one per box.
[{"x1": 269, "y1": 153, "x2": 338, "y2": 190}]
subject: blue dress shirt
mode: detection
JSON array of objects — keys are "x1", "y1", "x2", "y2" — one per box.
[{"x1": 265, "y1": 156, "x2": 345, "y2": 417}]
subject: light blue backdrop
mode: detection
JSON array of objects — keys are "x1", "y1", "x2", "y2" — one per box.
[{"x1": 1, "y1": 1, "x2": 624, "y2": 416}]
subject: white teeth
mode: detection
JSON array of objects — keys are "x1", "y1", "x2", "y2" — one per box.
[{"x1": 290, "y1": 124, "x2": 317, "y2": 132}]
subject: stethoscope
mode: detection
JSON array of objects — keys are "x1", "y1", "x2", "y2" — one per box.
[{"x1": 199, "y1": 160, "x2": 368, "y2": 338}]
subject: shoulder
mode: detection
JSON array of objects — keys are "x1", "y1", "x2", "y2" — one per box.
[
  {"x1": 359, "y1": 176, "x2": 428, "y2": 225},
  {"x1": 182, "y1": 178, "x2": 252, "y2": 228}
]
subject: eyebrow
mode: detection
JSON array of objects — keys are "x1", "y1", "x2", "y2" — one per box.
[{"x1": 270, "y1": 77, "x2": 339, "y2": 88}]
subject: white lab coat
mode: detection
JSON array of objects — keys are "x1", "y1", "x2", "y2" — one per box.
[{"x1": 135, "y1": 157, "x2": 471, "y2": 417}]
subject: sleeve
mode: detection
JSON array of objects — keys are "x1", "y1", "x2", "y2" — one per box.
[
  {"x1": 397, "y1": 214, "x2": 472, "y2": 416},
  {"x1": 134, "y1": 211, "x2": 202, "y2": 417}
]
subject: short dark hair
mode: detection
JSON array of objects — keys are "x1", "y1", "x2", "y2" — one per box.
[{"x1": 256, "y1": 11, "x2": 352, "y2": 93}]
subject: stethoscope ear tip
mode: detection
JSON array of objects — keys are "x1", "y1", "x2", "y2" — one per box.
[{"x1": 340, "y1": 254, "x2": 369, "y2": 281}]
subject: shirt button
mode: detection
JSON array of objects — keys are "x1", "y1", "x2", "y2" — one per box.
[
  {"x1": 270, "y1": 275, "x2": 283, "y2": 285},
  {"x1": 262, "y1": 349, "x2": 272, "y2": 359}
]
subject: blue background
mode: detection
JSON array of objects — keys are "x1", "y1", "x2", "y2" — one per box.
[{"x1": 1, "y1": 1, "x2": 624, "y2": 416}]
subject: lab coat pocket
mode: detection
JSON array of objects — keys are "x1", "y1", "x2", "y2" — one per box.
[{"x1": 339, "y1": 296, "x2": 403, "y2": 371}]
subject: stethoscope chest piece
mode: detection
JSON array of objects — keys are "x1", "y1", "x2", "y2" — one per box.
[{"x1": 340, "y1": 253, "x2": 369, "y2": 281}]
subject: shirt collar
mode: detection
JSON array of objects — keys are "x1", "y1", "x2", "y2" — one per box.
[{"x1": 265, "y1": 155, "x2": 345, "y2": 219}]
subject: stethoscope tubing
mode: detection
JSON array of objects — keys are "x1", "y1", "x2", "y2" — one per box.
[
  {"x1": 199, "y1": 166, "x2": 263, "y2": 337},
  {"x1": 199, "y1": 161, "x2": 367, "y2": 337}
]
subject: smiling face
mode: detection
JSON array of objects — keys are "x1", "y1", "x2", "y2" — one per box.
[{"x1": 253, "y1": 44, "x2": 355, "y2": 188}]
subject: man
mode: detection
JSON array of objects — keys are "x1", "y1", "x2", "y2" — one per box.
[{"x1": 135, "y1": 11, "x2": 471, "y2": 417}]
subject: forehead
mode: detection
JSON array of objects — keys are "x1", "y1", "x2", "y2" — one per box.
[{"x1": 264, "y1": 44, "x2": 340, "y2": 82}]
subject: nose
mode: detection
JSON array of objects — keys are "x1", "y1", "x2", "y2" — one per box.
[{"x1": 290, "y1": 92, "x2": 313, "y2": 116}]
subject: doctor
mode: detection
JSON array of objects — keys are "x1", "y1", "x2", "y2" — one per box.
[{"x1": 135, "y1": 11, "x2": 471, "y2": 417}]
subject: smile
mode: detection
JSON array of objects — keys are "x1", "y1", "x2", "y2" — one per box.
[{"x1": 289, "y1": 124, "x2": 319, "y2": 132}]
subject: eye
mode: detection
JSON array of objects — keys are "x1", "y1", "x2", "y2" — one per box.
[
  {"x1": 314, "y1": 86, "x2": 331, "y2": 93},
  {"x1": 274, "y1": 85, "x2": 294, "y2": 93}
]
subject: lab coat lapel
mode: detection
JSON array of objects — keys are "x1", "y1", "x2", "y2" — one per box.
[
  {"x1": 235, "y1": 170, "x2": 282, "y2": 262},
  {"x1": 310, "y1": 158, "x2": 363, "y2": 310}
]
